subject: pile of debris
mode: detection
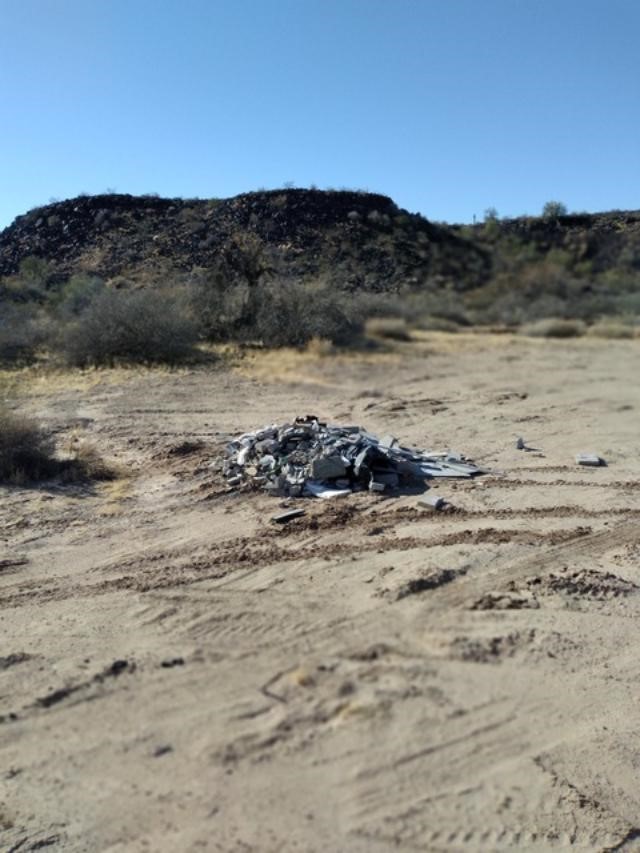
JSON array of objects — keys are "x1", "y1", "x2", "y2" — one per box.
[{"x1": 222, "y1": 416, "x2": 483, "y2": 499}]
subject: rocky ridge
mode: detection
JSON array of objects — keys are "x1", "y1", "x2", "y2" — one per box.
[{"x1": 0, "y1": 189, "x2": 489, "y2": 292}]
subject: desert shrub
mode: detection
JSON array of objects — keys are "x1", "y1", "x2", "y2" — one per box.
[
  {"x1": 56, "y1": 288, "x2": 200, "y2": 366},
  {"x1": 0, "y1": 406, "x2": 117, "y2": 484},
  {"x1": 188, "y1": 266, "x2": 246, "y2": 341},
  {"x1": 60, "y1": 441, "x2": 118, "y2": 482},
  {"x1": 1, "y1": 256, "x2": 52, "y2": 302},
  {"x1": 542, "y1": 200, "x2": 568, "y2": 218},
  {"x1": 413, "y1": 291, "x2": 471, "y2": 327},
  {"x1": 0, "y1": 406, "x2": 57, "y2": 483},
  {"x1": 250, "y1": 283, "x2": 364, "y2": 347},
  {"x1": 519, "y1": 318, "x2": 585, "y2": 338},
  {"x1": 416, "y1": 315, "x2": 460, "y2": 332},
  {"x1": 53, "y1": 274, "x2": 106, "y2": 318},
  {"x1": 213, "y1": 279, "x2": 364, "y2": 348},
  {"x1": 0, "y1": 303, "x2": 47, "y2": 363}
]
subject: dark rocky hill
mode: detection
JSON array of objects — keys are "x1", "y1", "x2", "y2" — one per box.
[
  {"x1": 0, "y1": 189, "x2": 490, "y2": 292},
  {"x1": 464, "y1": 210, "x2": 640, "y2": 274}
]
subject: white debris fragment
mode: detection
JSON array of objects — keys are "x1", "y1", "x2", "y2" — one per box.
[
  {"x1": 575, "y1": 453, "x2": 604, "y2": 466},
  {"x1": 417, "y1": 494, "x2": 447, "y2": 510}
]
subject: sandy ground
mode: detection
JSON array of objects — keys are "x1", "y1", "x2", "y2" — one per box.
[{"x1": 2, "y1": 332, "x2": 640, "y2": 852}]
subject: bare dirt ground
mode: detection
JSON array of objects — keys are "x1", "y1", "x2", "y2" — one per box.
[{"x1": 2, "y1": 332, "x2": 640, "y2": 852}]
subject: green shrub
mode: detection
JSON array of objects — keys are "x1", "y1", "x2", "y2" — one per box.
[
  {"x1": 54, "y1": 274, "x2": 106, "y2": 318},
  {"x1": 251, "y1": 283, "x2": 364, "y2": 347},
  {"x1": 0, "y1": 304, "x2": 46, "y2": 363},
  {"x1": 542, "y1": 200, "x2": 568, "y2": 218},
  {"x1": 57, "y1": 288, "x2": 200, "y2": 366},
  {"x1": 1, "y1": 256, "x2": 52, "y2": 302}
]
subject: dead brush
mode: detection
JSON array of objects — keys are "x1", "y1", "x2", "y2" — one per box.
[
  {"x1": 60, "y1": 441, "x2": 119, "y2": 483},
  {"x1": 365, "y1": 316, "x2": 411, "y2": 341},
  {"x1": 586, "y1": 320, "x2": 637, "y2": 339},
  {"x1": 518, "y1": 318, "x2": 586, "y2": 338},
  {"x1": 0, "y1": 405, "x2": 57, "y2": 483},
  {"x1": 0, "y1": 405, "x2": 117, "y2": 485}
]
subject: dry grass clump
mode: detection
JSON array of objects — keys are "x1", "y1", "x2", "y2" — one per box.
[
  {"x1": 519, "y1": 318, "x2": 586, "y2": 338},
  {"x1": 0, "y1": 406, "x2": 57, "y2": 483},
  {"x1": 305, "y1": 336, "x2": 335, "y2": 357},
  {"x1": 0, "y1": 405, "x2": 116, "y2": 485},
  {"x1": 586, "y1": 320, "x2": 636, "y2": 339},
  {"x1": 60, "y1": 442, "x2": 118, "y2": 483},
  {"x1": 416, "y1": 316, "x2": 460, "y2": 332},
  {"x1": 365, "y1": 316, "x2": 411, "y2": 341}
]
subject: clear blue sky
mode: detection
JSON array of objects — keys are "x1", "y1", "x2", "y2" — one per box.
[{"x1": 1, "y1": 0, "x2": 638, "y2": 229}]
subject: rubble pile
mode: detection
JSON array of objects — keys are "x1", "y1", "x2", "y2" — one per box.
[{"x1": 222, "y1": 416, "x2": 483, "y2": 499}]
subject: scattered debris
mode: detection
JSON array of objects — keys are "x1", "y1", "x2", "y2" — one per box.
[
  {"x1": 576, "y1": 453, "x2": 604, "y2": 467},
  {"x1": 222, "y1": 416, "x2": 483, "y2": 498},
  {"x1": 417, "y1": 494, "x2": 447, "y2": 511},
  {"x1": 161, "y1": 657, "x2": 185, "y2": 668},
  {"x1": 272, "y1": 509, "x2": 307, "y2": 524}
]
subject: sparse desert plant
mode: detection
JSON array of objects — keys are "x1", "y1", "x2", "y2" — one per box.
[
  {"x1": 61, "y1": 441, "x2": 118, "y2": 482},
  {"x1": 0, "y1": 406, "x2": 57, "y2": 483},
  {"x1": 0, "y1": 303, "x2": 47, "y2": 363},
  {"x1": 244, "y1": 282, "x2": 364, "y2": 348},
  {"x1": 57, "y1": 288, "x2": 200, "y2": 366},
  {"x1": 519, "y1": 317, "x2": 585, "y2": 338},
  {"x1": 542, "y1": 200, "x2": 568, "y2": 218},
  {"x1": 416, "y1": 315, "x2": 460, "y2": 332},
  {"x1": 0, "y1": 405, "x2": 117, "y2": 484},
  {"x1": 1, "y1": 256, "x2": 52, "y2": 302},
  {"x1": 53, "y1": 274, "x2": 106, "y2": 318}
]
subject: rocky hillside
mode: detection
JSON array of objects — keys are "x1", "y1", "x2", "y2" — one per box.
[
  {"x1": 0, "y1": 189, "x2": 490, "y2": 293},
  {"x1": 465, "y1": 210, "x2": 640, "y2": 275},
  {"x1": 2, "y1": 189, "x2": 639, "y2": 325}
]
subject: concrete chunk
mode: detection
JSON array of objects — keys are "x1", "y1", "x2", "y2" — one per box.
[
  {"x1": 575, "y1": 453, "x2": 604, "y2": 466},
  {"x1": 417, "y1": 494, "x2": 446, "y2": 510},
  {"x1": 310, "y1": 455, "x2": 347, "y2": 480}
]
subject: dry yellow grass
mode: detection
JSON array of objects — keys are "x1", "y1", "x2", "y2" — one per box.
[
  {"x1": 587, "y1": 320, "x2": 637, "y2": 339},
  {"x1": 97, "y1": 474, "x2": 135, "y2": 515},
  {"x1": 0, "y1": 362, "x2": 199, "y2": 397}
]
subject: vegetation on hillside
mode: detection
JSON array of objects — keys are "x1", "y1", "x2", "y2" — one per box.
[{"x1": 0, "y1": 189, "x2": 638, "y2": 366}]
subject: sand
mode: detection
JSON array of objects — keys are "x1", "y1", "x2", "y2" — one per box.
[{"x1": 2, "y1": 332, "x2": 640, "y2": 852}]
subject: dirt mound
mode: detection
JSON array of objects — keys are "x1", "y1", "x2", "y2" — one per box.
[{"x1": 527, "y1": 567, "x2": 638, "y2": 599}]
